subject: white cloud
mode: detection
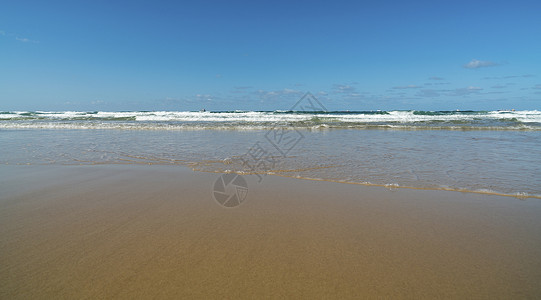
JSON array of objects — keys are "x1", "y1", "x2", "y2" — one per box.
[
  {"x1": 425, "y1": 82, "x2": 450, "y2": 86},
  {"x1": 196, "y1": 94, "x2": 214, "y2": 100},
  {"x1": 451, "y1": 86, "x2": 483, "y2": 96},
  {"x1": 333, "y1": 84, "x2": 356, "y2": 93},
  {"x1": 16, "y1": 37, "x2": 39, "y2": 43},
  {"x1": 0, "y1": 30, "x2": 39, "y2": 43},
  {"x1": 428, "y1": 76, "x2": 444, "y2": 80},
  {"x1": 483, "y1": 74, "x2": 533, "y2": 80},
  {"x1": 392, "y1": 85, "x2": 421, "y2": 89},
  {"x1": 254, "y1": 88, "x2": 303, "y2": 99},
  {"x1": 282, "y1": 88, "x2": 300, "y2": 94},
  {"x1": 464, "y1": 59, "x2": 499, "y2": 69},
  {"x1": 504, "y1": 74, "x2": 533, "y2": 79},
  {"x1": 416, "y1": 89, "x2": 441, "y2": 97}
]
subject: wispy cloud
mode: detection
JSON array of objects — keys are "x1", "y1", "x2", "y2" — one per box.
[
  {"x1": 16, "y1": 37, "x2": 39, "y2": 43},
  {"x1": 231, "y1": 86, "x2": 252, "y2": 94},
  {"x1": 254, "y1": 88, "x2": 303, "y2": 99},
  {"x1": 195, "y1": 94, "x2": 214, "y2": 100},
  {"x1": 156, "y1": 96, "x2": 207, "y2": 107},
  {"x1": 332, "y1": 84, "x2": 356, "y2": 93},
  {"x1": 415, "y1": 87, "x2": 485, "y2": 97},
  {"x1": 424, "y1": 82, "x2": 450, "y2": 86},
  {"x1": 451, "y1": 86, "x2": 483, "y2": 96},
  {"x1": 343, "y1": 92, "x2": 365, "y2": 99},
  {"x1": 464, "y1": 59, "x2": 499, "y2": 69},
  {"x1": 506, "y1": 74, "x2": 534, "y2": 79},
  {"x1": 483, "y1": 74, "x2": 534, "y2": 80},
  {"x1": 428, "y1": 76, "x2": 444, "y2": 80},
  {"x1": 392, "y1": 85, "x2": 421, "y2": 89},
  {"x1": 415, "y1": 89, "x2": 441, "y2": 98},
  {"x1": 1, "y1": 30, "x2": 39, "y2": 43}
]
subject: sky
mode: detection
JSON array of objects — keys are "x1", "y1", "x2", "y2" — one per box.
[{"x1": 1, "y1": 0, "x2": 540, "y2": 111}]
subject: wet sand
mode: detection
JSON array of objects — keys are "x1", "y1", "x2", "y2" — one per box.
[{"x1": 1, "y1": 165, "x2": 541, "y2": 298}]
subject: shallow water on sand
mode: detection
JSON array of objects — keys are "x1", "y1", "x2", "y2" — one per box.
[{"x1": 1, "y1": 128, "x2": 540, "y2": 198}]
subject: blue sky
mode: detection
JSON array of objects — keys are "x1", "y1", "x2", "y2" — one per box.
[{"x1": 1, "y1": 0, "x2": 540, "y2": 111}]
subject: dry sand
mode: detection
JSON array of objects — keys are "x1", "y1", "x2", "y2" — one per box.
[{"x1": 1, "y1": 165, "x2": 541, "y2": 299}]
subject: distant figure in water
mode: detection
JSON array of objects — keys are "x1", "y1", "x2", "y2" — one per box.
[{"x1": 200, "y1": 109, "x2": 206, "y2": 112}]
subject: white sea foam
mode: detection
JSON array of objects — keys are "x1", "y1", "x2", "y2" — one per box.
[{"x1": 1, "y1": 110, "x2": 540, "y2": 129}]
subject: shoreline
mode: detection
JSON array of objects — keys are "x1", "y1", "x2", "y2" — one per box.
[
  {"x1": 3, "y1": 162, "x2": 539, "y2": 200},
  {"x1": 195, "y1": 168, "x2": 541, "y2": 200}
]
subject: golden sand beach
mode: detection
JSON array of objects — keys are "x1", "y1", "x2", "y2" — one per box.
[{"x1": 1, "y1": 165, "x2": 541, "y2": 298}]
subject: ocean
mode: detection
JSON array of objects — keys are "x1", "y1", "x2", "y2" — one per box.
[
  {"x1": 1, "y1": 110, "x2": 540, "y2": 198},
  {"x1": 1, "y1": 110, "x2": 540, "y2": 130}
]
